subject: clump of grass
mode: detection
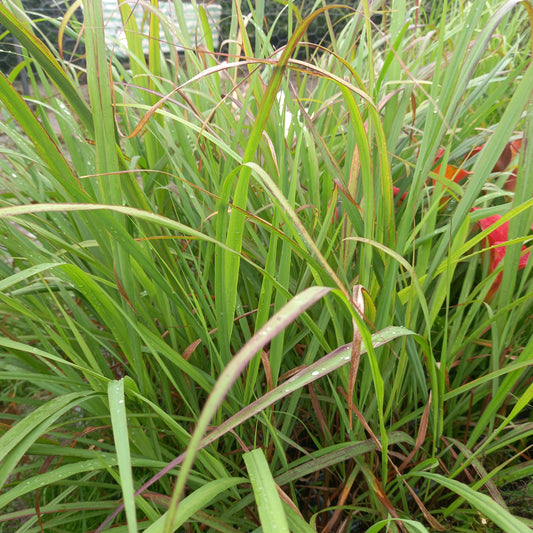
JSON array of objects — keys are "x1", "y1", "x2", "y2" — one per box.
[{"x1": 0, "y1": 0, "x2": 532, "y2": 531}]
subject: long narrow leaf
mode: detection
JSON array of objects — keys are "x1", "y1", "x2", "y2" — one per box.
[
  {"x1": 108, "y1": 379, "x2": 137, "y2": 533},
  {"x1": 244, "y1": 448, "x2": 290, "y2": 533},
  {"x1": 415, "y1": 472, "x2": 531, "y2": 533}
]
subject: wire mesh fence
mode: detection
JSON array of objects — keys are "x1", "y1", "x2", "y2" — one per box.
[
  {"x1": 219, "y1": 0, "x2": 363, "y2": 53},
  {"x1": 0, "y1": 1, "x2": 443, "y2": 77},
  {"x1": 0, "y1": 0, "x2": 84, "y2": 77}
]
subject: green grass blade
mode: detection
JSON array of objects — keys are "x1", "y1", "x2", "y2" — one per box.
[
  {"x1": 110, "y1": 324, "x2": 414, "y2": 518},
  {"x1": 416, "y1": 472, "x2": 531, "y2": 533},
  {"x1": 367, "y1": 519, "x2": 430, "y2": 533},
  {"x1": 0, "y1": 73, "x2": 88, "y2": 202},
  {"x1": 164, "y1": 287, "x2": 332, "y2": 527},
  {"x1": 108, "y1": 379, "x2": 137, "y2": 533},
  {"x1": 244, "y1": 448, "x2": 290, "y2": 533},
  {"x1": 219, "y1": 5, "x2": 351, "y2": 349},
  {"x1": 0, "y1": 2, "x2": 93, "y2": 132},
  {"x1": 144, "y1": 478, "x2": 245, "y2": 533},
  {"x1": 0, "y1": 391, "x2": 97, "y2": 489}
]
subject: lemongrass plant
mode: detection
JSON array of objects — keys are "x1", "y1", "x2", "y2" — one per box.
[{"x1": 0, "y1": 0, "x2": 532, "y2": 531}]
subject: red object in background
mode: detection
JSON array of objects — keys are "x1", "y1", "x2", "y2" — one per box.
[
  {"x1": 502, "y1": 138, "x2": 522, "y2": 192},
  {"x1": 471, "y1": 137, "x2": 527, "y2": 299},
  {"x1": 355, "y1": 137, "x2": 527, "y2": 300},
  {"x1": 431, "y1": 138, "x2": 522, "y2": 189},
  {"x1": 431, "y1": 138, "x2": 527, "y2": 299},
  {"x1": 432, "y1": 163, "x2": 472, "y2": 185},
  {"x1": 473, "y1": 208, "x2": 532, "y2": 300},
  {"x1": 432, "y1": 148, "x2": 472, "y2": 186},
  {"x1": 476, "y1": 212, "x2": 531, "y2": 270},
  {"x1": 393, "y1": 186, "x2": 407, "y2": 203},
  {"x1": 431, "y1": 138, "x2": 527, "y2": 300}
]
